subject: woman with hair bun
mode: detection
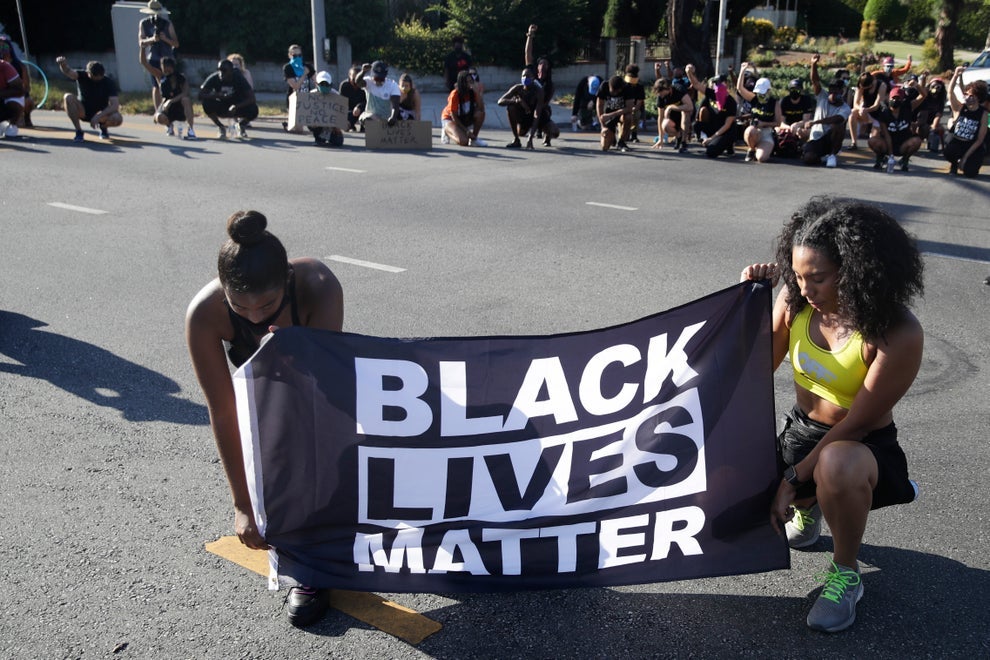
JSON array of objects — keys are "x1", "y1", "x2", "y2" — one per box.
[
  {"x1": 741, "y1": 196, "x2": 924, "y2": 633},
  {"x1": 185, "y1": 210, "x2": 342, "y2": 627}
]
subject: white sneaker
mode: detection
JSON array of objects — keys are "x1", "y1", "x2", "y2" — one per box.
[
  {"x1": 440, "y1": 133, "x2": 450, "y2": 144},
  {"x1": 165, "y1": 124, "x2": 175, "y2": 136},
  {"x1": 825, "y1": 154, "x2": 837, "y2": 168},
  {"x1": 4, "y1": 123, "x2": 18, "y2": 138},
  {"x1": 0, "y1": 120, "x2": 7, "y2": 138},
  {"x1": 472, "y1": 137, "x2": 488, "y2": 147},
  {"x1": 185, "y1": 127, "x2": 197, "y2": 140}
]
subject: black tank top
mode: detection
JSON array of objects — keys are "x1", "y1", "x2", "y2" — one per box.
[{"x1": 224, "y1": 273, "x2": 302, "y2": 367}]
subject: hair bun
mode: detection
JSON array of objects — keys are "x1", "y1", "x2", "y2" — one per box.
[{"x1": 226, "y1": 210, "x2": 268, "y2": 246}]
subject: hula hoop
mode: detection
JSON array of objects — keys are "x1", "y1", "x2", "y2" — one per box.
[{"x1": 23, "y1": 60, "x2": 50, "y2": 108}]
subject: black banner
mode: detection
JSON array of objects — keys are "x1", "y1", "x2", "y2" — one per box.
[{"x1": 234, "y1": 282, "x2": 788, "y2": 592}]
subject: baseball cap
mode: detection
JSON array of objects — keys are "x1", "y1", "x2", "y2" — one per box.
[
  {"x1": 371, "y1": 61, "x2": 388, "y2": 78},
  {"x1": 889, "y1": 85, "x2": 906, "y2": 99},
  {"x1": 754, "y1": 77, "x2": 772, "y2": 94},
  {"x1": 882, "y1": 56, "x2": 895, "y2": 68},
  {"x1": 828, "y1": 78, "x2": 846, "y2": 90},
  {"x1": 788, "y1": 78, "x2": 803, "y2": 89},
  {"x1": 588, "y1": 76, "x2": 601, "y2": 96},
  {"x1": 316, "y1": 71, "x2": 333, "y2": 86}
]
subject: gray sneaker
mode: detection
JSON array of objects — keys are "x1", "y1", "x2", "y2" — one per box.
[
  {"x1": 786, "y1": 503, "x2": 821, "y2": 548},
  {"x1": 807, "y1": 561, "x2": 863, "y2": 632}
]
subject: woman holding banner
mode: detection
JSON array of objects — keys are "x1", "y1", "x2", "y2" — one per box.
[
  {"x1": 741, "y1": 196, "x2": 923, "y2": 633},
  {"x1": 186, "y1": 210, "x2": 343, "y2": 627}
]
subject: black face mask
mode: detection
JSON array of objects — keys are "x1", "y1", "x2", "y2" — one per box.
[
  {"x1": 789, "y1": 90, "x2": 801, "y2": 99},
  {"x1": 889, "y1": 100, "x2": 902, "y2": 109}
]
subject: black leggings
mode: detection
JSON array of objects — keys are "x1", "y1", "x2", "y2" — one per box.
[{"x1": 943, "y1": 137, "x2": 986, "y2": 178}]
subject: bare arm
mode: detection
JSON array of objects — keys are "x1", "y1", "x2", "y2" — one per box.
[
  {"x1": 185, "y1": 285, "x2": 268, "y2": 550},
  {"x1": 810, "y1": 54, "x2": 822, "y2": 95},
  {"x1": 525, "y1": 24, "x2": 537, "y2": 67},
  {"x1": 56, "y1": 56, "x2": 78, "y2": 81},
  {"x1": 948, "y1": 66, "x2": 964, "y2": 113},
  {"x1": 736, "y1": 63, "x2": 755, "y2": 102}
]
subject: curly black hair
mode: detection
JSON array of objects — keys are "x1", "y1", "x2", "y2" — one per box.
[{"x1": 774, "y1": 196, "x2": 924, "y2": 341}]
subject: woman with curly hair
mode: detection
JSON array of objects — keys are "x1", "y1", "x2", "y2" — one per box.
[
  {"x1": 186, "y1": 210, "x2": 343, "y2": 628},
  {"x1": 742, "y1": 196, "x2": 924, "y2": 633}
]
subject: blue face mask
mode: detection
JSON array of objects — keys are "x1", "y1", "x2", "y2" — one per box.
[
  {"x1": 521, "y1": 76, "x2": 532, "y2": 86},
  {"x1": 290, "y1": 56, "x2": 304, "y2": 77}
]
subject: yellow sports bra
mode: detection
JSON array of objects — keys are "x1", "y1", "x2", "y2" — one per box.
[{"x1": 789, "y1": 305, "x2": 869, "y2": 409}]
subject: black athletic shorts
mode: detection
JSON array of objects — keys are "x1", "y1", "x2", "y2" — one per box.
[{"x1": 777, "y1": 405, "x2": 915, "y2": 510}]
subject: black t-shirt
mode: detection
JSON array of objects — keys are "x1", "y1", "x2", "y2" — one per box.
[
  {"x1": 443, "y1": 49, "x2": 472, "y2": 89},
  {"x1": 699, "y1": 93, "x2": 738, "y2": 129},
  {"x1": 751, "y1": 95, "x2": 777, "y2": 123},
  {"x1": 75, "y1": 71, "x2": 119, "y2": 119},
  {"x1": 201, "y1": 69, "x2": 252, "y2": 105},
  {"x1": 159, "y1": 72, "x2": 186, "y2": 101},
  {"x1": 875, "y1": 105, "x2": 912, "y2": 138},
  {"x1": 597, "y1": 82, "x2": 634, "y2": 113},
  {"x1": 339, "y1": 81, "x2": 365, "y2": 112},
  {"x1": 780, "y1": 94, "x2": 814, "y2": 123}
]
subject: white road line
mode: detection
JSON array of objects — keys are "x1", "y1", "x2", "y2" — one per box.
[
  {"x1": 328, "y1": 255, "x2": 406, "y2": 273},
  {"x1": 922, "y1": 251, "x2": 990, "y2": 264},
  {"x1": 325, "y1": 166, "x2": 367, "y2": 173},
  {"x1": 585, "y1": 202, "x2": 638, "y2": 211},
  {"x1": 47, "y1": 202, "x2": 108, "y2": 215}
]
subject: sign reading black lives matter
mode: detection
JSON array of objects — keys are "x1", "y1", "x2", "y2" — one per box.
[{"x1": 234, "y1": 282, "x2": 788, "y2": 593}]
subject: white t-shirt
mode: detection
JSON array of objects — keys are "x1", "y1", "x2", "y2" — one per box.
[
  {"x1": 809, "y1": 89, "x2": 851, "y2": 141},
  {"x1": 362, "y1": 76, "x2": 400, "y2": 119}
]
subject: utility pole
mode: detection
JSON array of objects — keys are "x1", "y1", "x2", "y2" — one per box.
[
  {"x1": 16, "y1": 0, "x2": 30, "y2": 58},
  {"x1": 312, "y1": 0, "x2": 328, "y2": 73}
]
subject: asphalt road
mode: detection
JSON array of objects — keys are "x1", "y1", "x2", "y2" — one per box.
[{"x1": 2, "y1": 111, "x2": 989, "y2": 659}]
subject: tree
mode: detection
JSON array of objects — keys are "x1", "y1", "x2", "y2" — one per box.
[
  {"x1": 935, "y1": 0, "x2": 962, "y2": 70},
  {"x1": 602, "y1": 0, "x2": 663, "y2": 37},
  {"x1": 439, "y1": 0, "x2": 587, "y2": 66},
  {"x1": 668, "y1": 0, "x2": 713, "y2": 76}
]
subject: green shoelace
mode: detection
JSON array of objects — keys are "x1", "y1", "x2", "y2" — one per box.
[
  {"x1": 816, "y1": 562, "x2": 861, "y2": 603},
  {"x1": 792, "y1": 506, "x2": 817, "y2": 531}
]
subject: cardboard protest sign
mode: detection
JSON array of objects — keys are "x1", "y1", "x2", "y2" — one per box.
[
  {"x1": 287, "y1": 91, "x2": 349, "y2": 132},
  {"x1": 364, "y1": 120, "x2": 433, "y2": 150}
]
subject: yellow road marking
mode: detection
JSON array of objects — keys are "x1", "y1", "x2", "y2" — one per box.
[{"x1": 205, "y1": 536, "x2": 442, "y2": 645}]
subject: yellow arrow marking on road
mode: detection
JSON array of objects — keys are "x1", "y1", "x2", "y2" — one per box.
[{"x1": 205, "y1": 536, "x2": 442, "y2": 645}]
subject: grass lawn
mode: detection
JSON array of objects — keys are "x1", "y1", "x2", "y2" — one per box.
[{"x1": 837, "y1": 39, "x2": 984, "y2": 65}]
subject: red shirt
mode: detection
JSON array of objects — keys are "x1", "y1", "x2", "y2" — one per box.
[{"x1": 0, "y1": 60, "x2": 21, "y2": 95}]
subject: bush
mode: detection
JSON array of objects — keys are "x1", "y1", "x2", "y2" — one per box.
[
  {"x1": 859, "y1": 20, "x2": 877, "y2": 50},
  {"x1": 863, "y1": 0, "x2": 908, "y2": 39},
  {"x1": 741, "y1": 17, "x2": 775, "y2": 52},
  {"x1": 771, "y1": 26, "x2": 798, "y2": 49},
  {"x1": 376, "y1": 19, "x2": 452, "y2": 75}
]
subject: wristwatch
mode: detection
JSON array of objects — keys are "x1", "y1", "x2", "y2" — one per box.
[{"x1": 783, "y1": 465, "x2": 803, "y2": 487}]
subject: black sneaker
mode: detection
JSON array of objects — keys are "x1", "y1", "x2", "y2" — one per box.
[
  {"x1": 617, "y1": 140, "x2": 629, "y2": 152},
  {"x1": 505, "y1": 139, "x2": 521, "y2": 149},
  {"x1": 726, "y1": 144, "x2": 735, "y2": 156},
  {"x1": 949, "y1": 162, "x2": 958, "y2": 175},
  {"x1": 286, "y1": 586, "x2": 330, "y2": 627},
  {"x1": 99, "y1": 127, "x2": 110, "y2": 140},
  {"x1": 900, "y1": 155, "x2": 910, "y2": 172},
  {"x1": 745, "y1": 149, "x2": 756, "y2": 162},
  {"x1": 873, "y1": 154, "x2": 884, "y2": 170}
]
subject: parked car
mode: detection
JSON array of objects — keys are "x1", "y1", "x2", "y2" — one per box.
[{"x1": 960, "y1": 49, "x2": 990, "y2": 89}]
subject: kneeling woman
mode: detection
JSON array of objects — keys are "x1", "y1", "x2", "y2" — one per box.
[
  {"x1": 186, "y1": 210, "x2": 343, "y2": 626},
  {"x1": 742, "y1": 197, "x2": 923, "y2": 633}
]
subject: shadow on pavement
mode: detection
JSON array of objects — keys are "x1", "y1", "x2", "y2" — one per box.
[
  {"x1": 0, "y1": 310, "x2": 207, "y2": 425},
  {"x1": 289, "y1": 544, "x2": 990, "y2": 657}
]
